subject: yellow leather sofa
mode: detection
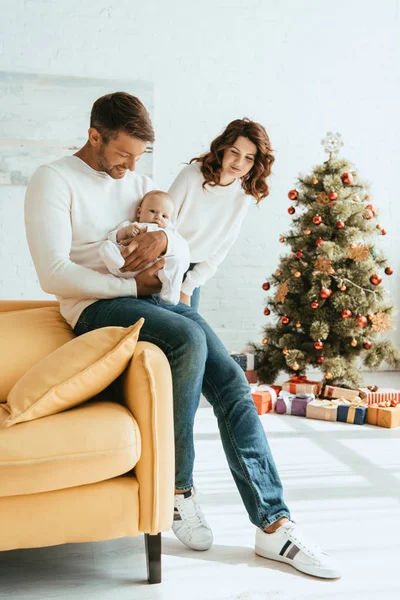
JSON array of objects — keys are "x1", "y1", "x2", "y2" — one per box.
[{"x1": 0, "y1": 300, "x2": 175, "y2": 584}]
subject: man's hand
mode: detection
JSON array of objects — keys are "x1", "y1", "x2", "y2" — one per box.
[
  {"x1": 120, "y1": 230, "x2": 168, "y2": 272},
  {"x1": 135, "y1": 259, "x2": 166, "y2": 296},
  {"x1": 180, "y1": 292, "x2": 191, "y2": 306}
]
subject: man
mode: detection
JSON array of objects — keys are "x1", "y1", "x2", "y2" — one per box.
[{"x1": 25, "y1": 92, "x2": 341, "y2": 579}]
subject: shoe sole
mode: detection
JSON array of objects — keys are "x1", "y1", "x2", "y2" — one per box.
[{"x1": 255, "y1": 546, "x2": 342, "y2": 579}]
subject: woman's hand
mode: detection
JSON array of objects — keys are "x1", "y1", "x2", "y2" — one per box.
[{"x1": 180, "y1": 292, "x2": 191, "y2": 306}]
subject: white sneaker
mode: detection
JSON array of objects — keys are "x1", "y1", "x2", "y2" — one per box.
[
  {"x1": 255, "y1": 521, "x2": 342, "y2": 579},
  {"x1": 172, "y1": 488, "x2": 213, "y2": 551}
]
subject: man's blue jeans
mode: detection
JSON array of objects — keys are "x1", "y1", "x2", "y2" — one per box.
[{"x1": 74, "y1": 296, "x2": 290, "y2": 529}]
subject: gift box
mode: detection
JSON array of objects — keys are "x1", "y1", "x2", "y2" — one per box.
[
  {"x1": 245, "y1": 370, "x2": 258, "y2": 384},
  {"x1": 367, "y1": 403, "x2": 400, "y2": 428},
  {"x1": 282, "y1": 376, "x2": 322, "y2": 395},
  {"x1": 251, "y1": 388, "x2": 276, "y2": 415},
  {"x1": 291, "y1": 393, "x2": 315, "y2": 417},
  {"x1": 322, "y1": 385, "x2": 360, "y2": 402},
  {"x1": 275, "y1": 391, "x2": 295, "y2": 415},
  {"x1": 306, "y1": 399, "x2": 349, "y2": 422},
  {"x1": 337, "y1": 400, "x2": 368, "y2": 425},
  {"x1": 359, "y1": 387, "x2": 400, "y2": 406},
  {"x1": 230, "y1": 352, "x2": 260, "y2": 371},
  {"x1": 251, "y1": 387, "x2": 276, "y2": 415}
]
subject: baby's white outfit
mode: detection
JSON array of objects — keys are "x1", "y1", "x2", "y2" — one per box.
[{"x1": 99, "y1": 221, "x2": 190, "y2": 305}]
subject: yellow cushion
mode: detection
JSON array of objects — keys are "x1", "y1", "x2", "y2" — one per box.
[
  {"x1": 0, "y1": 399, "x2": 141, "y2": 497},
  {"x1": 0, "y1": 307, "x2": 75, "y2": 401},
  {"x1": 3, "y1": 319, "x2": 143, "y2": 427}
]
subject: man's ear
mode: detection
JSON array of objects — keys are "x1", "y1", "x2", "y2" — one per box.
[{"x1": 88, "y1": 127, "x2": 103, "y2": 147}]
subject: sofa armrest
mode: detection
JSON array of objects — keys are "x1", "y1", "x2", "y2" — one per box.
[{"x1": 120, "y1": 341, "x2": 174, "y2": 534}]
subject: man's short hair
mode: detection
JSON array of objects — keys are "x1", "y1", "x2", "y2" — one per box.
[{"x1": 90, "y1": 92, "x2": 155, "y2": 144}]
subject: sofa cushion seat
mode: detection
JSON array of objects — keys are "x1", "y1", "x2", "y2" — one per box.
[{"x1": 0, "y1": 399, "x2": 141, "y2": 497}]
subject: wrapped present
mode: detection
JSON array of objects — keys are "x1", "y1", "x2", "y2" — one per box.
[
  {"x1": 358, "y1": 387, "x2": 400, "y2": 406},
  {"x1": 337, "y1": 399, "x2": 368, "y2": 425},
  {"x1": 245, "y1": 370, "x2": 257, "y2": 384},
  {"x1": 282, "y1": 376, "x2": 322, "y2": 395},
  {"x1": 306, "y1": 398, "x2": 350, "y2": 422},
  {"x1": 251, "y1": 384, "x2": 280, "y2": 410},
  {"x1": 251, "y1": 386, "x2": 278, "y2": 415},
  {"x1": 367, "y1": 401, "x2": 400, "y2": 428},
  {"x1": 291, "y1": 393, "x2": 315, "y2": 417},
  {"x1": 322, "y1": 385, "x2": 360, "y2": 402},
  {"x1": 230, "y1": 352, "x2": 260, "y2": 371},
  {"x1": 275, "y1": 391, "x2": 295, "y2": 415}
]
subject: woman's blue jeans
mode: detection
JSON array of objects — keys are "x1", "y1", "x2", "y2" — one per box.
[{"x1": 74, "y1": 296, "x2": 290, "y2": 528}]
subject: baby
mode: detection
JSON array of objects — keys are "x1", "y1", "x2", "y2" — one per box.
[{"x1": 99, "y1": 190, "x2": 189, "y2": 305}]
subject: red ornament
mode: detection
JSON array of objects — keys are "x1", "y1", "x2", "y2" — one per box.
[
  {"x1": 381, "y1": 229, "x2": 387, "y2": 235},
  {"x1": 288, "y1": 206, "x2": 296, "y2": 215},
  {"x1": 312, "y1": 214, "x2": 323, "y2": 225},
  {"x1": 311, "y1": 301, "x2": 319, "y2": 309},
  {"x1": 295, "y1": 250, "x2": 303, "y2": 258},
  {"x1": 391, "y1": 399, "x2": 399, "y2": 407},
  {"x1": 328, "y1": 191, "x2": 338, "y2": 200},
  {"x1": 262, "y1": 282, "x2": 270, "y2": 290},
  {"x1": 315, "y1": 237, "x2": 324, "y2": 247},
  {"x1": 319, "y1": 287, "x2": 332, "y2": 299},
  {"x1": 364, "y1": 209, "x2": 374, "y2": 220},
  {"x1": 385, "y1": 266, "x2": 393, "y2": 275},
  {"x1": 370, "y1": 274, "x2": 382, "y2": 286},
  {"x1": 341, "y1": 308, "x2": 353, "y2": 319},
  {"x1": 288, "y1": 190, "x2": 298, "y2": 200},
  {"x1": 281, "y1": 316, "x2": 290, "y2": 325},
  {"x1": 363, "y1": 340, "x2": 372, "y2": 350},
  {"x1": 341, "y1": 172, "x2": 353, "y2": 185},
  {"x1": 264, "y1": 307, "x2": 270, "y2": 316},
  {"x1": 336, "y1": 220, "x2": 345, "y2": 229},
  {"x1": 356, "y1": 315, "x2": 368, "y2": 327},
  {"x1": 314, "y1": 340, "x2": 324, "y2": 351},
  {"x1": 317, "y1": 355, "x2": 325, "y2": 364},
  {"x1": 366, "y1": 203, "x2": 376, "y2": 215}
]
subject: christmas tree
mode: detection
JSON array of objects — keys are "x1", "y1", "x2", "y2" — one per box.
[{"x1": 257, "y1": 132, "x2": 400, "y2": 388}]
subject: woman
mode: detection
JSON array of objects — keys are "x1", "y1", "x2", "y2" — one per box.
[{"x1": 168, "y1": 118, "x2": 274, "y2": 310}]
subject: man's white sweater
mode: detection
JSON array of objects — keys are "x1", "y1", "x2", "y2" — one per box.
[
  {"x1": 169, "y1": 162, "x2": 253, "y2": 296},
  {"x1": 25, "y1": 156, "x2": 184, "y2": 328}
]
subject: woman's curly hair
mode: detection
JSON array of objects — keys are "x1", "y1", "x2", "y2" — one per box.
[{"x1": 190, "y1": 118, "x2": 274, "y2": 203}]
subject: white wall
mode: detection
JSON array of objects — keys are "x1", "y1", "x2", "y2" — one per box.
[{"x1": 1, "y1": 0, "x2": 399, "y2": 351}]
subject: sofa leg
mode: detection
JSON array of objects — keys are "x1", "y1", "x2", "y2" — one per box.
[{"x1": 145, "y1": 533, "x2": 162, "y2": 584}]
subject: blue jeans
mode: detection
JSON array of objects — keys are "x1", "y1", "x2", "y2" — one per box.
[{"x1": 74, "y1": 296, "x2": 290, "y2": 528}]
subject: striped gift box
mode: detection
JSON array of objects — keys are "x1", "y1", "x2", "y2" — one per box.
[{"x1": 359, "y1": 388, "x2": 400, "y2": 406}]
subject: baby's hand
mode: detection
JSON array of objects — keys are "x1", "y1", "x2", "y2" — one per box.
[{"x1": 117, "y1": 223, "x2": 141, "y2": 242}]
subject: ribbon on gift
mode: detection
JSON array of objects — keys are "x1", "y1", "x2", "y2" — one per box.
[
  {"x1": 290, "y1": 375, "x2": 308, "y2": 383},
  {"x1": 255, "y1": 385, "x2": 278, "y2": 406},
  {"x1": 276, "y1": 391, "x2": 295, "y2": 414},
  {"x1": 345, "y1": 398, "x2": 368, "y2": 424}
]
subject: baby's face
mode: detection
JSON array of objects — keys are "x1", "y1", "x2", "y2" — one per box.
[{"x1": 138, "y1": 194, "x2": 174, "y2": 229}]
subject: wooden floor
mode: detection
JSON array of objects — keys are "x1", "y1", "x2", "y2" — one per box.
[{"x1": 1, "y1": 372, "x2": 399, "y2": 600}]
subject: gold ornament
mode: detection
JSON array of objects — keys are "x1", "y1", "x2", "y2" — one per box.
[
  {"x1": 276, "y1": 270, "x2": 282, "y2": 277},
  {"x1": 370, "y1": 311, "x2": 392, "y2": 333},
  {"x1": 312, "y1": 177, "x2": 319, "y2": 185},
  {"x1": 339, "y1": 284, "x2": 347, "y2": 291},
  {"x1": 280, "y1": 236, "x2": 286, "y2": 243},
  {"x1": 346, "y1": 243, "x2": 370, "y2": 263},
  {"x1": 376, "y1": 223, "x2": 382, "y2": 230},
  {"x1": 294, "y1": 271, "x2": 301, "y2": 278},
  {"x1": 316, "y1": 192, "x2": 330, "y2": 205},
  {"x1": 325, "y1": 372, "x2": 333, "y2": 380},
  {"x1": 304, "y1": 228, "x2": 312, "y2": 236},
  {"x1": 292, "y1": 362, "x2": 300, "y2": 370},
  {"x1": 282, "y1": 348, "x2": 289, "y2": 355},
  {"x1": 262, "y1": 337, "x2": 268, "y2": 344},
  {"x1": 354, "y1": 194, "x2": 360, "y2": 202},
  {"x1": 275, "y1": 281, "x2": 289, "y2": 303},
  {"x1": 295, "y1": 321, "x2": 301, "y2": 328},
  {"x1": 350, "y1": 338, "x2": 358, "y2": 347},
  {"x1": 313, "y1": 257, "x2": 335, "y2": 275}
]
